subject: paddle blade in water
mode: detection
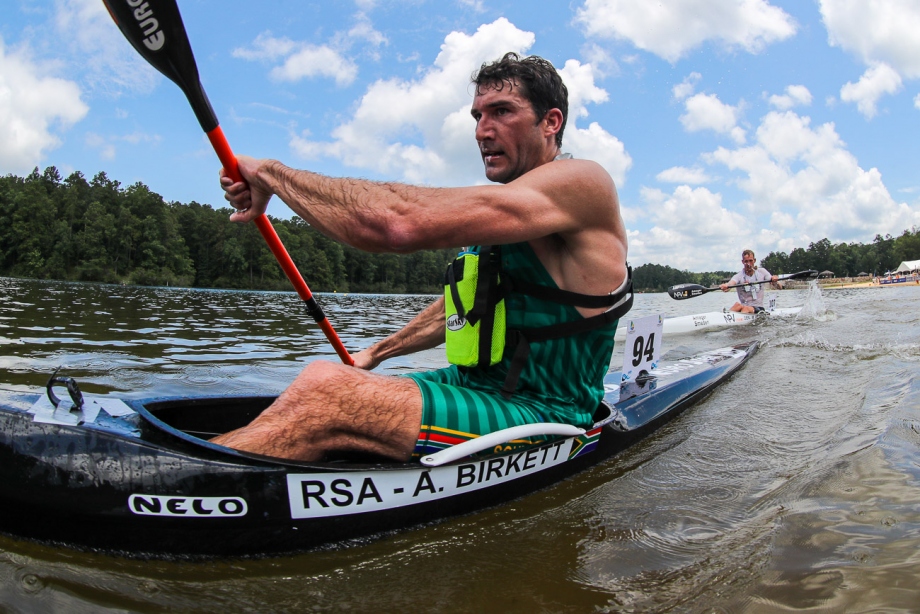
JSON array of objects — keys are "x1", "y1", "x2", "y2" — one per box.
[{"x1": 101, "y1": 0, "x2": 218, "y2": 132}]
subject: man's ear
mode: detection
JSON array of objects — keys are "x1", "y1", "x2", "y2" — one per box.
[{"x1": 542, "y1": 108, "x2": 564, "y2": 138}]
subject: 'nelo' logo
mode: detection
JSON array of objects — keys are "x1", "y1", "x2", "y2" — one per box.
[
  {"x1": 128, "y1": 494, "x2": 248, "y2": 517},
  {"x1": 446, "y1": 314, "x2": 467, "y2": 331},
  {"x1": 125, "y1": 0, "x2": 164, "y2": 51}
]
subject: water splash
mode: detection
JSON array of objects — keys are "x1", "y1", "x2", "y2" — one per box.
[{"x1": 797, "y1": 280, "x2": 834, "y2": 322}]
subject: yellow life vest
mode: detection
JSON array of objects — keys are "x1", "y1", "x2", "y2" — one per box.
[{"x1": 444, "y1": 245, "x2": 635, "y2": 398}]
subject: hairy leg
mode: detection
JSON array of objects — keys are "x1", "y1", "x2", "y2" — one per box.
[{"x1": 211, "y1": 361, "x2": 422, "y2": 462}]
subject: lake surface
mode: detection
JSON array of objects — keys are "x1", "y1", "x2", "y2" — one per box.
[{"x1": 1, "y1": 277, "x2": 919, "y2": 613}]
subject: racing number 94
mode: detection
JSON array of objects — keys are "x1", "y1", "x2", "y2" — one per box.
[{"x1": 632, "y1": 333, "x2": 656, "y2": 367}]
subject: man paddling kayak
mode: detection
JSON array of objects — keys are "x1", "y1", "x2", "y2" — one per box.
[
  {"x1": 720, "y1": 249, "x2": 779, "y2": 313},
  {"x1": 213, "y1": 53, "x2": 632, "y2": 462}
]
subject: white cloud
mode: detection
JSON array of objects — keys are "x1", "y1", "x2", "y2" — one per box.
[
  {"x1": 344, "y1": 14, "x2": 388, "y2": 49},
  {"x1": 575, "y1": 0, "x2": 796, "y2": 63},
  {"x1": 234, "y1": 33, "x2": 358, "y2": 87},
  {"x1": 680, "y1": 92, "x2": 746, "y2": 143},
  {"x1": 915, "y1": 93, "x2": 920, "y2": 110},
  {"x1": 558, "y1": 59, "x2": 609, "y2": 118},
  {"x1": 839, "y1": 63, "x2": 903, "y2": 118},
  {"x1": 768, "y1": 84, "x2": 812, "y2": 110},
  {"x1": 232, "y1": 33, "x2": 298, "y2": 61},
  {"x1": 580, "y1": 43, "x2": 620, "y2": 79},
  {"x1": 656, "y1": 166, "x2": 711, "y2": 184},
  {"x1": 556, "y1": 59, "x2": 632, "y2": 184},
  {"x1": 457, "y1": 0, "x2": 486, "y2": 12},
  {"x1": 565, "y1": 123, "x2": 632, "y2": 186},
  {"x1": 704, "y1": 110, "x2": 919, "y2": 242},
  {"x1": 233, "y1": 12, "x2": 387, "y2": 87},
  {"x1": 820, "y1": 0, "x2": 920, "y2": 78},
  {"x1": 626, "y1": 185, "x2": 750, "y2": 270},
  {"x1": 0, "y1": 38, "x2": 89, "y2": 174},
  {"x1": 272, "y1": 46, "x2": 359, "y2": 86},
  {"x1": 55, "y1": 0, "x2": 158, "y2": 94},
  {"x1": 291, "y1": 18, "x2": 631, "y2": 187},
  {"x1": 627, "y1": 106, "x2": 920, "y2": 269},
  {"x1": 672, "y1": 72, "x2": 701, "y2": 101}
]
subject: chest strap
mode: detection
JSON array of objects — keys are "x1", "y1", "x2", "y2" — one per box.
[{"x1": 500, "y1": 266, "x2": 633, "y2": 398}]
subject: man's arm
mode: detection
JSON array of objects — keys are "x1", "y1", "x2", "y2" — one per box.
[
  {"x1": 221, "y1": 156, "x2": 613, "y2": 254},
  {"x1": 721, "y1": 273, "x2": 741, "y2": 292},
  {"x1": 351, "y1": 297, "x2": 446, "y2": 370}
]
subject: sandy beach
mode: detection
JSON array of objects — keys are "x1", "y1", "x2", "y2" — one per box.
[{"x1": 823, "y1": 279, "x2": 920, "y2": 289}]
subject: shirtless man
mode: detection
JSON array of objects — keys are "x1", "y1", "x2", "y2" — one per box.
[
  {"x1": 212, "y1": 52, "x2": 629, "y2": 462},
  {"x1": 720, "y1": 249, "x2": 779, "y2": 313}
]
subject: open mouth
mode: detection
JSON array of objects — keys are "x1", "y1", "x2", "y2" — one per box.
[{"x1": 481, "y1": 150, "x2": 504, "y2": 164}]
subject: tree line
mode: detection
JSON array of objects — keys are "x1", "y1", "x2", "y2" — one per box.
[
  {"x1": 2, "y1": 168, "x2": 918, "y2": 293},
  {"x1": 0, "y1": 167, "x2": 455, "y2": 293},
  {"x1": 761, "y1": 233, "x2": 920, "y2": 279}
]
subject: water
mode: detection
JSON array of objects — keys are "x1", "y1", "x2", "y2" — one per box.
[{"x1": 1, "y1": 277, "x2": 919, "y2": 612}]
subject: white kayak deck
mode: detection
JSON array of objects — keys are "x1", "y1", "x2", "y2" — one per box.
[{"x1": 614, "y1": 307, "x2": 801, "y2": 342}]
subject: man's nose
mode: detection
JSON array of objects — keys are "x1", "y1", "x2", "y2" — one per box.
[{"x1": 475, "y1": 117, "x2": 494, "y2": 141}]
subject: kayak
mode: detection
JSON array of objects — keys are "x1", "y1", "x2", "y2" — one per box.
[
  {"x1": 0, "y1": 341, "x2": 758, "y2": 558},
  {"x1": 615, "y1": 307, "x2": 801, "y2": 341}
]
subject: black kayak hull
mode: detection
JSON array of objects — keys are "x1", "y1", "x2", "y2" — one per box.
[{"x1": 0, "y1": 342, "x2": 758, "y2": 557}]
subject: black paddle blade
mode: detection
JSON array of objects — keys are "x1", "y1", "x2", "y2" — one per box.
[
  {"x1": 102, "y1": 0, "x2": 218, "y2": 132},
  {"x1": 667, "y1": 283, "x2": 709, "y2": 300}
]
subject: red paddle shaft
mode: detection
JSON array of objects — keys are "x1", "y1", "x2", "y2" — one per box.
[{"x1": 207, "y1": 127, "x2": 354, "y2": 366}]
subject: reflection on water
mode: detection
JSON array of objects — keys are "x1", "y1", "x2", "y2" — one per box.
[
  {"x1": 0, "y1": 277, "x2": 440, "y2": 397},
  {"x1": 2, "y1": 277, "x2": 920, "y2": 612}
]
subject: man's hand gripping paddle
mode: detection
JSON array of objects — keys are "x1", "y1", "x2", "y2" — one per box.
[
  {"x1": 667, "y1": 270, "x2": 819, "y2": 300},
  {"x1": 101, "y1": 0, "x2": 353, "y2": 365}
]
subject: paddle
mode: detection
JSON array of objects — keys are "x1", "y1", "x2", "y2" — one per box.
[
  {"x1": 667, "y1": 270, "x2": 818, "y2": 300},
  {"x1": 101, "y1": 0, "x2": 353, "y2": 365}
]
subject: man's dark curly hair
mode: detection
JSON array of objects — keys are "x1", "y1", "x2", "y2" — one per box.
[{"x1": 472, "y1": 52, "x2": 569, "y2": 147}]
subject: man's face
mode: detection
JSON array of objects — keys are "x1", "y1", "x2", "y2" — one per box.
[
  {"x1": 471, "y1": 81, "x2": 549, "y2": 184},
  {"x1": 742, "y1": 254, "x2": 755, "y2": 274}
]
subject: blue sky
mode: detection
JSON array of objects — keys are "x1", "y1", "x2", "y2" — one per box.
[{"x1": 2, "y1": 0, "x2": 919, "y2": 271}]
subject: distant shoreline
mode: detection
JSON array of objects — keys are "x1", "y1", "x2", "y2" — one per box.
[{"x1": 822, "y1": 280, "x2": 920, "y2": 289}]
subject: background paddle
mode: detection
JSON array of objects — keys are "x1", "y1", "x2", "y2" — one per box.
[
  {"x1": 667, "y1": 270, "x2": 818, "y2": 300},
  {"x1": 101, "y1": 0, "x2": 353, "y2": 365}
]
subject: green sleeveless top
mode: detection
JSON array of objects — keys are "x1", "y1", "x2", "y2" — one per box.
[{"x1": 461, "y1": 241, "x2": 618, "y2": 426}]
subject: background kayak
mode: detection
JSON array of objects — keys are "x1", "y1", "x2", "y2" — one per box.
[{"x1": 614, "y1": 306, "x2": 802, "y2": 341}]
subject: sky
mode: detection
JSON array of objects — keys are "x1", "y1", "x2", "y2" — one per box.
[{"x1": 2, "y1": 0, "x2": 919, "y2": 272}]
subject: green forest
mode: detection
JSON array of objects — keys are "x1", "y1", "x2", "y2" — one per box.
[
  {"x1": 0, "y1": 167, "x2": 456, "y2": 294},
  {"x1": 2, "y1": 167, "x2": 918, "y2": 294}
]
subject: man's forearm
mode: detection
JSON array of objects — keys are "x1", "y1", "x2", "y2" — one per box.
[
  {"x1": 364, "y1": 297, "x2": 446, "y2": 365},
  {"x1": 255, "y1": 160, "x2": 430, "y2": 253}
]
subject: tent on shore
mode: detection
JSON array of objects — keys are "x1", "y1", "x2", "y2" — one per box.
[
  {"x1": 819, "y1": 270, "x2": 835, "y2": 278},
  {"x1": 895, "y1": 260, "x2": 920, "y2": 274}
]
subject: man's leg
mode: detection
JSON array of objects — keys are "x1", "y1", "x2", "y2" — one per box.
[{"x1": 211, "y1": 361, "x2": 422, "y2": 462}]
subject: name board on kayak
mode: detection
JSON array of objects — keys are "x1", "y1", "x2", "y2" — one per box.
[{"x1": 286, "y1": 439, "x2": 573, "y2": 519}]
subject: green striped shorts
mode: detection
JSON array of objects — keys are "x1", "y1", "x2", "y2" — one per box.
[{"x1": 405, "y1": 366, "x2": 552, "y2": 459}]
